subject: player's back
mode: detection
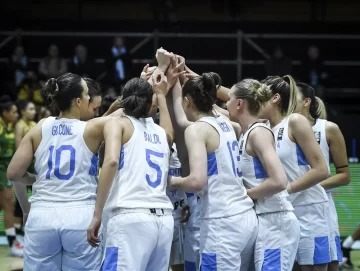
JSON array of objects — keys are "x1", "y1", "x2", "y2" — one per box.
[
  {"x1": 106, "y1": 116, "x2": 173, "y2": 211},
  {"x1": 197, "y1": 115, "x2": 254, "y2": 219},
  {"x1": 30, "y1": 117, "x2": 98, "y2": 203}
]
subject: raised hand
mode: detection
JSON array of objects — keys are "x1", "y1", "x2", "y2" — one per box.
[
  {"x1": 152, "y1": 71, "x2": 168, "y2": 96},
  {"x1": 155, "y1": 48, "x2": 172, "y2": 71},
  {"x1": 166, "y1": 56, "x2": 186, "y2": 90},
  {"x1": 140, "y1": 64, "x2": 157, "y2": 81}
]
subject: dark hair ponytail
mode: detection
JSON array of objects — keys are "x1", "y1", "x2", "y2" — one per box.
[
  {"x1": 42, "y1": 73, "x2": 84, "y2": 112},
  {"x1": 120, "y1": 77, "x2": 153, "y2": 119},
  {"x1": 296, "y1": 82, "x2": 326, "y2": 119},
  {"x1": 182, "y1": 72, "x2": 221, "y2": 113}
]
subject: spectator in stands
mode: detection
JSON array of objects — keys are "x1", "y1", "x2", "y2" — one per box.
[
  {"x1": 9, "y1": 45, "x2": 28, "y2": 88},
  {"x1": 17, "y1": 71, "x2": 44, "y2": 107},
  {"x1": 302, "y1": 45, "x2": 328, "y2": 97},
  {"x1": 106, "y1": 37, "x2": 131, "y2": 88},
  {"x1": 38, "y1": 44, "x2": 67, "y2": 79},
  {"x1": 264, "y1": 46, "x2": 292, "y2": 77},
  {"x1": 69, "y1": 44, "x2": 95, "y2": 78}
]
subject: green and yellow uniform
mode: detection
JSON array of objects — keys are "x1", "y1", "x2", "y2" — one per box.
[
  {"x1": 0, "y1": 118, "x2": 15, "y2": 189},
  {"x1": 17, "y1": 119, "x2": 36, "y2": 173}
]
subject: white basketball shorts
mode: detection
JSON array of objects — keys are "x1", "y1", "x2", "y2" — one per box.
[
  {"x1": 101, "y1": 208, "x2": 173, "y2": 271},
  {"x1": 255, "y1": 211, "x2": 300, "y2": 271},
  {"x1": 200, "y1": 208, "x2": 258, "y2": 271},
  {"x1": 293, "y1": 202, "x2": 331, "y2": 265},
  {"x1": 24, "y1": 201, "x2": 102, "y2": 271},
  {"x1": 326, "y1": 192, "x2": 342, "y2": 262}
]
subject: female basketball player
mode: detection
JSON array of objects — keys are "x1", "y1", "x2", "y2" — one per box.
[
  {"x1": 226, "y1": 78, "x2": 300, "y2": 270},
  {"x1": 296, "y1": 82, "x2": 350, "y2": 271},
  {"x1": 87, "y1": 73, "x2": 175, "y2": 271},
  {"x1": 83, "y1": 77, "x2": 102, "y2": 120},
  {"x1": 259, "y1": 75, "x2": 330, "y2": 271},
  {"x1": 0, "y1": 96, "x2": 22, "y2": 257},
  {"x1": 14, "y1": 100, "x2": 36, "y2": 236},
  {"x1": 169, "y1": 73, "x2": 258, "y2": 271},
  {"x1": 7, "y1": 73, "x2": 110, "y2": 270}
]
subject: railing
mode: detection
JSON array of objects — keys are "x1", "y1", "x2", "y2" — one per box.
[{"x1": 1, "y1": 30, "x2": 360, "y2": 81}]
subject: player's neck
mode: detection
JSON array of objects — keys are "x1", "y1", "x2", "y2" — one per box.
[
  {"x1": 238, "y1": 113, "x2": 259, "y2": 134},
  {"x1": 304, "y1": 112, "x2": 315, "y2": 126},
  {"x1": 192, "y1": 109, "x2": 215, "y2": 121},
  {"x1": 58, "y1": 110, "x2": 80, "y2": 120},
  {"x1": 268, "y1": 109, "x2": 285, "y2": 129}
]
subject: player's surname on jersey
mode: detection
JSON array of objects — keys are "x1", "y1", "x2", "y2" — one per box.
[
  {"x1": 52, "y1": 124, "x2": 74, "y2": 136},
  {"x1": 144, "y1": 132, "x2": 161, "y2": 144}
]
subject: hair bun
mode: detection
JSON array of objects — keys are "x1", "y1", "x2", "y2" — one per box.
[
  {"x1": 252, "y1": 81, "x2": 272, "y2": 103},
  {"x1": 202, "y1": 72, "x2": 221, "y2": 91},
  {"x1": 42, "y1": 78, "x2": 60, "y2": 104}
]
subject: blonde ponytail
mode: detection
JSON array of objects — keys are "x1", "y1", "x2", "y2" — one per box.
[
  {"x1": 315, "y1": 96, "x2": 327, "y2": 120},
  {"x1": 283, "y1": 75, "x2": 298, "y2": 116}
]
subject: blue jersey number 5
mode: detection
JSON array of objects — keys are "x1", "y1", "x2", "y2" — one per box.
[
  {"x1": 46, "y1": 145, "x2": 76, "y2": 180},
  {"x1": 145, "y1": 149, "x2": 164, "y2": 188}
]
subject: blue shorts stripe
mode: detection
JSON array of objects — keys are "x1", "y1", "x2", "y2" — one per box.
[
  {"x1": 201, "y1": 253, "x2": 216, "y2": 271},
  {"x1": 313, "y1": 236, "x2": 330, "y2": 264},
  {"x1": 262, "y1": 249, "x2": 281, "y2": 271},
  {"x1": 101, "y1": 247, "x2": 118, "y2": 271},
  {"x1": 185, "y1": 260, "x2": 197, "y2": 271}
]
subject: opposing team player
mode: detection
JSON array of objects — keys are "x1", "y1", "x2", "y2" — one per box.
[
  {"x1": 7, "y1": 73, "x2": 108, "y2": 270},
  {"x1": 169, "y1": 73, "x2": 257, "y2": 271},
  {"x1": 260, "y1": 75, "x2": 330, "y2": 271},
  {"x1": 296, "y1": 82, "x2": 350, "y2": 271},
  {"x1": 0, "y1": 96, "x2": 22, "y2": 257},
  {"x1": 87, "y1": 73, "x2": 175, "y2": 271},
  {"x1": 227, "y1": 78, "x2": 300, "y2": 270}
]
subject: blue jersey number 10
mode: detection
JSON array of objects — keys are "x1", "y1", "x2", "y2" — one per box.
[
  {"x1": 145, "y1": 149, "x2": 164, "y2": 188},
  {"x1": 46, "y1": 145, "x2": 76, "y2": 180}
]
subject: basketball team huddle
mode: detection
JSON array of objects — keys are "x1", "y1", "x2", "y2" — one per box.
[{"x1": 7, "y1": 48, "x2": 350, "y2": 271}]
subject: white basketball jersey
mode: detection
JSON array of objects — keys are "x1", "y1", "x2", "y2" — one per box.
[
  {"x1": 272, "y1": 114, "x2": 328, "y2": 206},
  {"x1": 312, "y1": 119, "x2": 331, "y2": 192},
  {"x1": 197, "y1": 115, "x2": 254, "y2": 219},
  {"x1": 30, "y1": 117, "x2": 98, "y2": 203},
  {"x1": 239, "y1": 123, "x2": 293, "y2": 214},
  {"x1": 105, "y1": 116, "x2": 173, "y2": 211},
  {"x1": 167, "y1": 144, "x2": 186, "y2": 223}
]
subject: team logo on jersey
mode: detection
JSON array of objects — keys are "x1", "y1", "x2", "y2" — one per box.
[
  {"x1": 277, "y1": 128, "x2": 284, "y2": 141},
  {"x1": 239, "y1": 140, "x2": 244, "y2": 155},
  {"x1": 314, "y1": 131, "x2": 321, "y2": 144}
]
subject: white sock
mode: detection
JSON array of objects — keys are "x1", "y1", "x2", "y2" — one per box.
[
  {"x1": 14, "y1": 223, "x2": 21, "y2": 229},
  {"x1": 343, "y1": 236, "x2": 354, "y2": 249},
  {"x1": 5, "y1": 227, "x2": 16, "y2": 236}
]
